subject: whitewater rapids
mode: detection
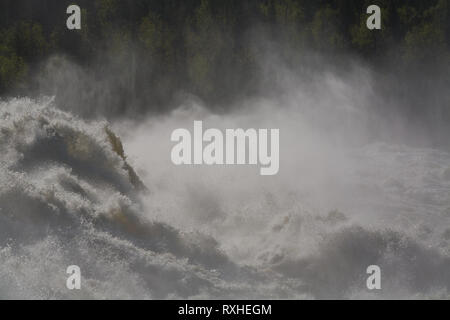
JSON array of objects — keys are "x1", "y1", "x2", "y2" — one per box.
[{"x1": 1, "y1": 97, "x2": 450, "y2": 299}]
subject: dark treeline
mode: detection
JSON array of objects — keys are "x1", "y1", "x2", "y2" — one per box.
[{"x1": 0, "y1": 0, "x2": 449, "y2": 118}]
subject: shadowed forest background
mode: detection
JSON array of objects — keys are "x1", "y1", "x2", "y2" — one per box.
[{"x1": 0, "y1": 0, "x2": 449, "y2": 144}]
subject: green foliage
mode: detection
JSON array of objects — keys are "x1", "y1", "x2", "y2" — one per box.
[
  {"x1": 310, "y1": 5, "x2": 345, "y2": 50},
  {"x1": 0, "y1": 53, "x2": 27, "y2": 92},
  {"x1": 405, "y1": 23, "x2": 446, "y2": 61},
  {"x1": 259, "y1": 0, "x2": 305, "y2": 50},
  {"x1": 185, "y1": 0, "x2": 232, "y2": 97},
  {"x1": 403, "y1": 0, "x2": 450, "y2": 62},
  {"x1": 0, "y1": 0, "x2": 449, "y2": 103},
  {"x1": 96, "y1": 0, "x2": 119, "y2": 30},
  {"x1": 273, "y1": 0, "x2": 304, "y2": 25},
  {"x1": 139, "y1": 14, "x2": 164, "y2": 54},
  {"x1": 12, "y1": 22, "x2": 47, "y2": 61}
]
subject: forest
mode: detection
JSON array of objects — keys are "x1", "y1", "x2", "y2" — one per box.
[{"x1": 0, "y1": 0, "x2": 449, "y2": 118}]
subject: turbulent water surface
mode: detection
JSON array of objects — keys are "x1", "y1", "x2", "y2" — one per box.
[{"x1": 1, "y1": 97, "x2": 450, "y2": 299}]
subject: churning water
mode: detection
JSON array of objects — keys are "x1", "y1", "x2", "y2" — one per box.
[{"x1": 1, "y1": 93, "x2": 450, "y2": 299}]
